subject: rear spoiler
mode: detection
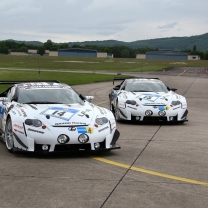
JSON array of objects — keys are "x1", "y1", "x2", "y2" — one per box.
[
  {"x1": 113, "y1": 77, "x2": 160, "y2": 85},
  {"x1": 0, "y1": 80, "x2": 60, "y2": 84}
]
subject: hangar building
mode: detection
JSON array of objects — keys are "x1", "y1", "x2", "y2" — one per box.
[
  {"x1": 146, "y1": 51, "x2": 188, "y2": 60},
  {"x1": 136, "y1": 51, "x2": 200, "y2": 60},
  {"x1": 58, "y1": 48, "x2": 109, "y2": 58}
]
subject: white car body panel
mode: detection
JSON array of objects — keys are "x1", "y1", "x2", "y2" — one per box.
[
  {"x1": 109, "y1": 78, "x2": 188, "y2": 123},
  {"x1": 0, "y1": 81, "x2": 120, "y2": 153}
]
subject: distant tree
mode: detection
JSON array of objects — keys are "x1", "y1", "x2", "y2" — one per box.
[
  {"x1": 50, "y1": 45, "x2": 58, "y2": 51},
  {"x1": 0, "y1": 44, "x2": 9, "y2": 54},
  {"x1": 43, "y1": 39, "x2": 53, "y2": 50},
  {"x1": 59, "y1": 43, "x2": 69, "y2": 49},
  {"x1": 204, "y1": 51, "x2": 208, "y2": 60},
  {"x1": 193, "y1": 45, "x2": 197, "y2": 52},
  {"x1": 37, "y1": 46, "x2": 45, "y2": 56},
  {"x1": 111, "y1": 47, "x2": 121, "y2": 58},
  {"x1": 121, "y1": 49, "x2": 129, "y2": 58}
]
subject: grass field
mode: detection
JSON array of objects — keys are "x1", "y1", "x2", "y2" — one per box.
[
  {"x1": 0, "y1": 54, "x2": 207, "y2": 92},
  {"x1": 0, "y1": 55, "x2": 208, "y2": 72},
  {"x1": 0, "y1": 69, "x2": 131, "y2": 92}
]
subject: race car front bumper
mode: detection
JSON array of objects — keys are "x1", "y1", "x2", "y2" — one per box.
[{"x1": 13, "y1": 129, "x2": 121, "y2": 153}]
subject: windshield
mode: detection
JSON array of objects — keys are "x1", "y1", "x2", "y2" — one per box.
[
  {"x1": 125, "y1": 82, "x2": 168, "y2": 93},
  {"x1": 17, "y1": 88, "x2": 83, "y2": 104}
]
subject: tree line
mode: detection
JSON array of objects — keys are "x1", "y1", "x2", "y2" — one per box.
[{"x1": 0, "y1": 39, "x2": 208, "y2": 59}]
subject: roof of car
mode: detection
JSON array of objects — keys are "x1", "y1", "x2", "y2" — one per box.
[
  {"x1": 15, "y1": 82, "x2": 70, "y2": 90},
  {"x1": 125, "y1": 78, "x2": 162, "y2": 83},
  {"x1": 113, "y1": 77, "x2": 162, "y2": 85}
]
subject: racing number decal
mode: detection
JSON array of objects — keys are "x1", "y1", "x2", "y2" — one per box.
[
  {"x1": 40, "y1": 107, "x2": 79, "y2": 121},
  {"x1": 52, "y1": 110, "x2": 66, "y2": 117}
]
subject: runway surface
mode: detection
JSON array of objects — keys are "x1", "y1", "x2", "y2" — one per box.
[{"x1": 0, "y1": 67, "x2": 208, "y2": 208}]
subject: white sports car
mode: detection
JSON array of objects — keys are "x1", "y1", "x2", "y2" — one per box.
[
  {"x1": 0, "y1": 81, "x2": 120, "y2": 153},
  {"x1": 109, "y1": 78, "x2": 188, "y2": 123}
]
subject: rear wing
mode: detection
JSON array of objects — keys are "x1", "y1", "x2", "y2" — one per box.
[
  {"x1": 113, "y1": 77, "x2": 126, "y2": 85},
  {"x1": 0, "y1": 80, "x2": 60, "y2": 84},
  {"x1": 113, "y1": 77, "x2": 160, "y2": 85}
]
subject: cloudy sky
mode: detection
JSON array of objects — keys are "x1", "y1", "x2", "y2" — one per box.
[{"x1": 1, "y1": 0, "x2": 207, "y2": 43}]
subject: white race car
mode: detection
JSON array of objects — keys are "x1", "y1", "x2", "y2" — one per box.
[
  {"x1": 109, "y1": 77, "x2": 188, "y2": 123},
  {"x1": 0, "y1": 81, "x2": 120, "y2": 153}
]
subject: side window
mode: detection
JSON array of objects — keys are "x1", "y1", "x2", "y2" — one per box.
[{"x1": 7, "y1": 87, "x2": 16, "y2": 102}]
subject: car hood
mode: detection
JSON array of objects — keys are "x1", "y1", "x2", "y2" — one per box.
[
  {"x1": 121, "y1": 91, "x2": 183, "y2": 106},
  {"x1": 18, "y1": 102, "x2": 105, "y2": 126}
]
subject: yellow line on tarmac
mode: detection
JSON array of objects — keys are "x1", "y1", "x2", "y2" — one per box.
[
  {"x1": 92, "y1": 157, "x2": 208, "y2": 186},
  {"x1": 96, "y1": 100, "x2": 109, "y2": 105}
]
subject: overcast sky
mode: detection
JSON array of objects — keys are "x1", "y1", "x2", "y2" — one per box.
[{"x1": 1, "y1": 0, "x2": 207, "y2": 43}]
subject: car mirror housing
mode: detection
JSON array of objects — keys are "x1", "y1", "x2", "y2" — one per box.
[{"x1": 85, "y1": 96, "x2": 94, "y2": 102}]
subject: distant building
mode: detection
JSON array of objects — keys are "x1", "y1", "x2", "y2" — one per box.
[
  {"x1": 146, "y1": 51, "x2": 188, "y2": 60},
  {"x1": 136, "y1": 54, "x2": 146, "y2": 59},
  {"x1": 9, "y1": 52, "x2": 28, "y2": 56},
  {"x1": 49, "y1": 51, "x2": 58, "y2": 56},
  {"x1": 58, "y1": 48, "x2": 111, "y2": 58},
  {"x1": 58, "y1": 48, "x2": 97, "y2": 57},
  {"x1": 187, "y1": 55, "x2": 200, "y2": 60},
  {"x1": 136, "y1": 50, "x2": 200, "y2": 60}
]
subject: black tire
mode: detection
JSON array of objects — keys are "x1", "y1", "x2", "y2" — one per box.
[
  {"x1": 114, "y1": 101, "x2": 121, "y2": 121},
  {"x1": 5, "y1": 118, "x2": 15, "y2": 153}
]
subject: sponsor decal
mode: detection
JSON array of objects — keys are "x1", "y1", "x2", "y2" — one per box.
[
  {"x1": 127, "y1": 106, "x2": 137, "y2": 110},
  {"x1": 139, "y1": 94, "x2": 161, "y2": 102},
  {"x1": 8, "y1": 104, "x2": 14, "y2": 113},
  {"x1": 77, "y1": 126, "x2": 94, "y2": 134},
  {"x1": 55, "y1": 122, "x2": 72, "y2": 125},
  {"x1": 158, "y1": 106, "x2": 169, "y2": 111},
  {"x1": 118, "y1": 102, "x2": 125, "y2": 108},
  {"x1": 13, "y1": 124, "x2": 24, "y2": 129},
  {"x1": 71, "y1": 122, "x2": 86, "y2": 125},
  {"x1": 11, "y1": 110, "x2": 16, "y2": 115},
  {"x1": 173, "y1": 107, "x2": 180, "y2": 110},
  {"x1": 97, "y1": 107, "x2": 104, "y2": 115},
  {"x1": 20, "y1": 109, "x2": 27, "y2": 117},
  {"x1": 68, "y1": 127, "x2": 76, "y2": 131},
  {"x1": 19, "y1": 82, "x2": 62, "y2": 90},
  {"x1": 0, "y1": 105, "x2": 5, "y2": 118},
  {"x1": 40, "y1": 107, "x2": 79, "y2": 121},
  {"x1": 110, "y1": 120, "x2": 116, "y2": 130},
  {"x1": 98, "y1": 126, "x2": 109, "y2": 132},
  {"x1": 27, "y1": 128, "x2": 44, "y2": 134},
  {"x1": 14, "y1": 129, "x2": 24, "y2": 134}
]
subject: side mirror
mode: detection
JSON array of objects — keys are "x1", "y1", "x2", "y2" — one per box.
[
  {"x1": 85, "y1": 96, "x2": 94, "y2": 102},
  {"x1": 171, "y1": 88, "x2": 177, "y2": 92},
  {"x1": 113, "y1": 86, "x2": 120, "y2": 90},
  {"x1": 167, "y1": 86, "x2": 177, "y2": 92},
  {"x1": 0, "y1": 97, "x2": 8, "y2": 104}
]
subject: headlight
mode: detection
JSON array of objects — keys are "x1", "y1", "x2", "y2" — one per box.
[
  {"x1": 158, "y1": 111, "x2": 166, "y2": 117},
  {"x1": 126, "y1": 100, "x2": 136, "y2": 105},
  {"x1": 78, "y1": 134, "x2": 89, "y2": 143},
  {"x1": 145, "y1": 110, "x2": 153, "y2": 116},
  {"x1": 57, "y1": 134, "x2": 70, "y2": 144},
  {"x1": 95, "y1": 117, "x2": 108, "y2": 125},
  {"x1": 25, "y1": 119, "x2": 42, "y2": 127}
]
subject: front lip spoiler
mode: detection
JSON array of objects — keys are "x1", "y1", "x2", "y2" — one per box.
[{"x1": 13, "y1": 144, "x2": 121, "y2": 153}]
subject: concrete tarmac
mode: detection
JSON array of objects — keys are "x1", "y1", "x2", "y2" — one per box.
[{"x1": 0, "y1": 68, "x2": 208, "y2": 208}]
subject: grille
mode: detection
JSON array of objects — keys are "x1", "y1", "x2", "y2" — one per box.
[
  {"x1": 54, "y1": 143, "x2": 91, "y2": 152},
  {"x1": 143, "y1": 116, "x2": 168, "y2": 122}
]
